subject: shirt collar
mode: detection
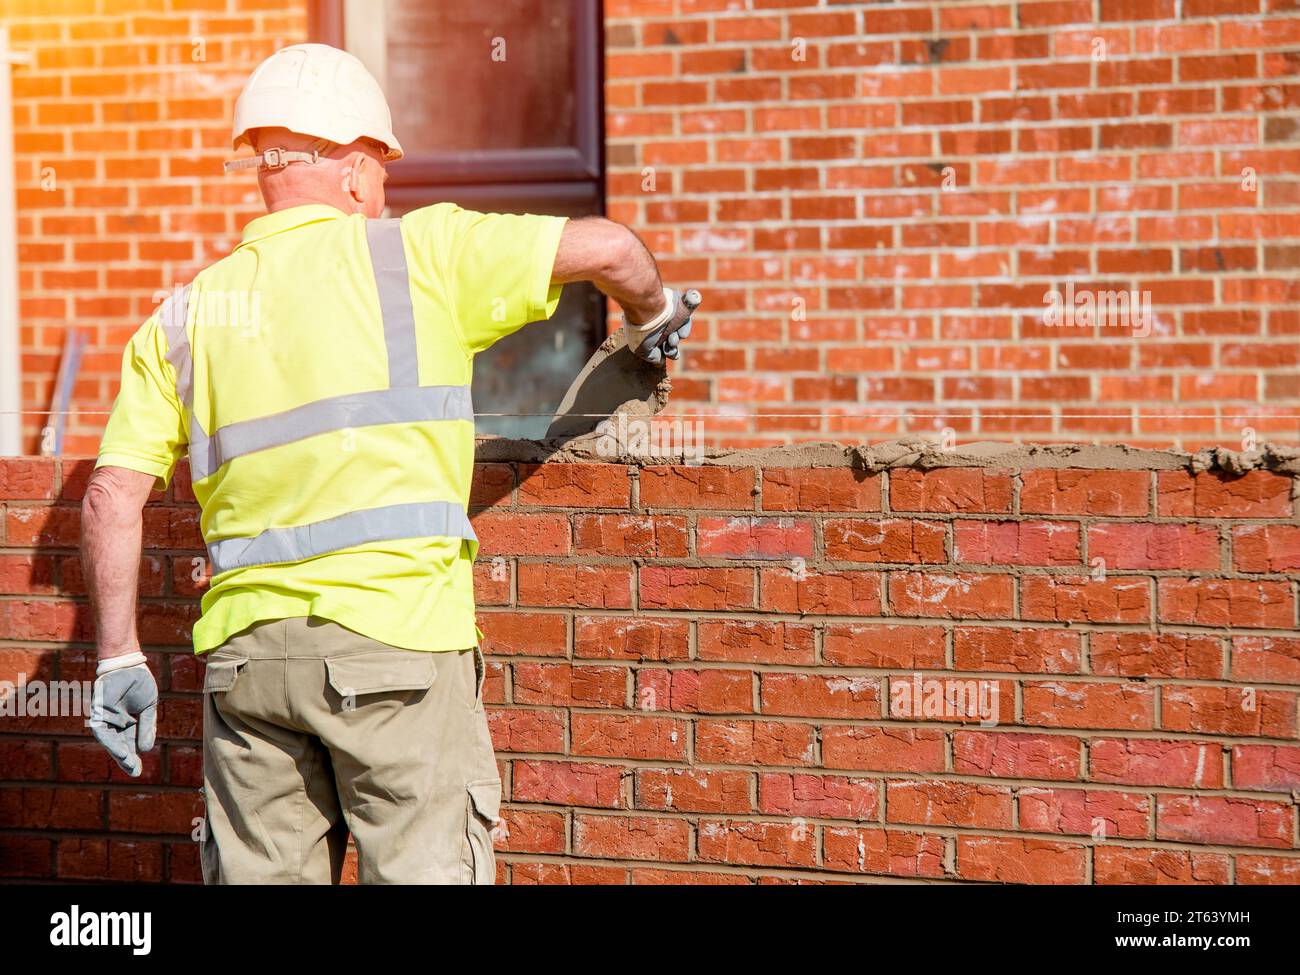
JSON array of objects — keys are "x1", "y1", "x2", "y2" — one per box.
[{"x1": 235, "y1": 204, "x2": 350, "y2": 250}]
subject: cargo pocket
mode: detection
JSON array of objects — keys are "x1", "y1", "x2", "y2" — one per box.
[
  {"x1": 325, "y1": 650, "x2": 436, "y2": 710},
  {"x1": 202, "y1": 654, "x2": 247, "y2": 694},
  {"x1": 464, "y1": 777, "x2": 501, "y2": 885}
]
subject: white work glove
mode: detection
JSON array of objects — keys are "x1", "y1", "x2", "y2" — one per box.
[
  {"x1": 624, "y1": 288, "x2": 701, "y2": 365},
  {"x1": 89, "y1": 652, "x2": 158, "y2": 778}
]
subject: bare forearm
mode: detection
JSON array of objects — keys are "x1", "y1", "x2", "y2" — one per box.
[
  {"x1": 82, "y1": 466, "x2": 155, "y2": 661},
  {"x1": 552, "y1": 217, "x2": 664, "y2": 323}
]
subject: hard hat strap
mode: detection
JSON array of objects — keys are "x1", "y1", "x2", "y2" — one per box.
[{"x1": 223, "y1": 146, "x2": 321, "y2": 174}]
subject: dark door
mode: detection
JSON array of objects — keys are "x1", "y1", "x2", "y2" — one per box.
[{"x1": 310, "y1": 0, "x2": 604, "y2": 438}]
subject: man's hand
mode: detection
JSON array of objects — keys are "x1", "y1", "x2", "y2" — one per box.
[
  {"x1": 89, "y1": 652, "x2": 158, "y2": 777},
  {"x1": 625, "y1": 288, "x2": 702, "y2": 365}
]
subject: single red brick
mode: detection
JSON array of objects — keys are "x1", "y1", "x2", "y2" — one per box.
[
  {"x1": 636, "y1": 768, "x2": 753, "y2": 814},
  {"x1": 823, "y1": 827, "x2": 947, "y2": 878},
  {"x1": 5, "y1": 505, "x2": 80, "y2": 547},
  {"x1": 1157, "y1": 795, "x2": 1293, "y2": 848},
  {"x1": 512, "y1": 760, "x2": 624, "y2": 808},
  {"x1": 628, "y1": 867, "x2": 747, "y2": 885},
  {"x1": 640, "y1": 566, "x2": 754, "y2": 610},
  {"x1": 823, "y1": 623, "x2": 946, "y2": 668},
  {"x1": 1157, "y1": 470, "x2": 1292, "y2": 518},
  {"x1": 107, "y1": 790, "x2": 202, "y2": 834},
  {"x1": 573, "y1": 615, "x2": 689, "y2": 661},
  {"x1": 1232, "y1": 744, "x2": 1300, "y2": 792},
  {"x1": 518, "y1": 464, "x2": 631, "y2": 508},
  {"x1": 639, "y1": 466, "x2": 754, "y2": 510},
  {"x1": 955, "y1": 519, "x2": 1081, "y2": 566},
  {"x1": 953, "y1": 731, "x2": 1082, "y2": 780},
  {"x1": 574, "y1": 814, "x2": 690, "y2": 862},
  {"x1": 0, "y1": 739, "x2": 54, "y2": 780},
  {"x1": 472, "y1": 512, "x2": 570, "y2": 556},
  {"x1": 697, "y1": 516, "x2": 815, "y2": 559},
  {"x1": 826, "y1": 517, "x2": 947, "y2": 563},
  {"x1": 517, "y1": 564, "x2": 633, "y2": 609},
  {"x1": 469, "y1": 463, "x2": 513, "y2": 508},
  {"x1": 761, "y1": 468, "x2": 881, "y2": 511},
  {"x1": 1019, "y1": 469, "x2": 1150, "y2": 515},
  {"x1": 822, "y1": 726, "x2": 947, "y2": 772},
  {"x1": 0, "y1": 553, "x2": 56, "y2": 595},
  {"x1": 478, "y1": 611, "x2": 568, "y2": 657},
  {"x1": 488, "y1": 708, "x2": 566, "y2": 754},
  {"x1": 697, "y1": 619, "x2": 815, "y2": 665},
  {"x1": 1094, "y1": 846, "x2": 1230, "y2": 885},
  {"x1": 1161, "y1": 684, "x2": 1298, "y2": 739},
  {"x1": 759, "y1": 772, "x2": 879, "y2": 819},
  {"x1": 570, "y1": 713, "x2": 689, "y2": 761},
  {"x1": 1087, "y1": 522, "x2": 1221, "y2": 570},
  {"x1": 498, "y1": 808, "x2": 565, "y2": 854},
  {"x1": 513, "y1": 663, "x2": 627, "y2": 708},
  {"x1": 473, "y1": 562, "x2": 510, "y2": 605},
  {"x1": 760, "y1": 671, "x2": 880, "y2": 719},
  {"x1": 140, "y1": 505, "x2": 203, "y2": 549},
  {"x1": 56, "y1": 838, "x2": 164, "y2": 883},
  {"x1": 637, "y1": 667, "x2": 753, "y2": 715},
  {"x1": 695, "y1": 719, "x2": 817, "y2": 767},
  {"x1": 888, "y1": 571, "x2": 1015, "y2": 619},
  {"x1": 1023, "y1": 681, "x2": 1156, "y2": 730},
  {"x1": 956, "y1": 835, "x2": 1088, "y2": 884},
  {"x1": 573, "y1": 513, "x2": 688, "y2": 557},
  {"x1": 0, "y1": 836, "x2": 53, "y2": 878},
  {"x1": 1231, "y1": 635, "x2": 1300, "y2": 685},
  {"x1": 1021, "y1": 575, "x2": 1152, "y2": 623},
  {"x1": 696, "y1": 819, "x2": 817, "y2": 869},
  {"x1": 0, "y1": 457, "x2": 57, "y2": 500},
  {"x1": 1089, "y1": 737, "x2": 1224, "y2": 788},
  {"x1": 887, "y1": 779, "x2": 1014, "y2": 828},
  {"x1": 1018, "y1": 787, "x2": 1150, "y2": 839},
  {"x1": 1240, "y1": 852, "x2": 1300, "y2": 886},
  {"x1": 890, "y1": 468, "x2": 1014, "y2": 513},
  {"x1": 1157, "y1": 577, "x2": 1294, "y2": 628},
  {"x1": 954, "y1": 626, "x2": 1082, "y2": 672},
  {"x1": 1233, "y1": 524, "x2": 1300, "y2": 572},
  {"x1": 759, "y1": 567, "x2": 882, "y2": 615},
  {"x1": 1090, "y1": 631, "x2": 1224, "y2": 679}
]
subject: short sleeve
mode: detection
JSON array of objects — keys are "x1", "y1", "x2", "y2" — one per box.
[
  {"x1": 96, "y1": 313, "x2": 188, "y2": 490},
  {"x1": 408, "y1": 205, "x2": 567, "y2": 354}
]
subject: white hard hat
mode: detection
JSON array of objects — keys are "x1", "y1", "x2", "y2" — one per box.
[{"x1": 230, "y1": 43, "x2": 403, "y2": 160}]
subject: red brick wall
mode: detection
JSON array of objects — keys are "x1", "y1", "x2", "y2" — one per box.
[
  {"x1": 6, "y1": 1, "x2": 1300, "y2": 456},
  {"x1": 2, "y1": 453, "x2": 1297, "y2": 884},
  {"x1": 605, "y1": 0, "x2": 1300, "y2": 449},
  {"x1": 4, "y1": 0, "x2": 306, "y2": 454}
]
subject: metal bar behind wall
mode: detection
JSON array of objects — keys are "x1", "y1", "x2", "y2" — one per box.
[{"x1": 0, "y1": 27, "x2": 27, "y2": 456}]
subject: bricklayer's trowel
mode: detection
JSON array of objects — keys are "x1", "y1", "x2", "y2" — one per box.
[{"x1": 545, "y1": 290, "x2": 701, "y2": 441}]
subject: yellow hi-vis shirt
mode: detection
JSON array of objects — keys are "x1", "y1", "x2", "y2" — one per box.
[{"x1": 97, "y1": 203, "x2": 566, "y2": 653}]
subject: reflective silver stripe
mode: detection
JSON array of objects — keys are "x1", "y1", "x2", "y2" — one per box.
[
  {"x1": 364, "y1": 217, "x2": 420, "y2": 387},
  {"x1": 188, "y1": 385, "x2": 472, "y2": 481},
  {"x1": 207, "y1": 500, "x2": 477, "y2": 576},
  {"x1": 159, "y1": 284, "x2": 194, "y2": 408}
]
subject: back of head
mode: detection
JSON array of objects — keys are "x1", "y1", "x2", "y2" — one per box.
[{"x1": 225, "y1": 43, "x2": 402, "y2": 217}]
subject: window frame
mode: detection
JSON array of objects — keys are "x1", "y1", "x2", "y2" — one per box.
[{"x1": 307, "y1": 0, "x2": 604, "y2": 190}]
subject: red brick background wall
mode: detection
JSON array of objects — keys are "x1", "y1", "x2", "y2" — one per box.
[
  {"x1": 605, "y1": 0, "x2": 1300, "y2": 449},
  {"x1": 4, "y1": 0, "x2": 305, "y2": 455},
  {"x1": 4, "y1": 0, "x2": 1300, "y2": 455},
  {"x1": 2, "y1": 454, "x2": 1297, "y2": 883}
]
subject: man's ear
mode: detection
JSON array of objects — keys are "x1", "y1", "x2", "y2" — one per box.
[{"x1": 345, "y1": 153, "x2": 368, "y2": 205}]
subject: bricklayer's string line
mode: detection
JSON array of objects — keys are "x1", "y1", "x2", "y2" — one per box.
[{"x1": 2, "y1": 410, "x2": 1300, "y2": 421}]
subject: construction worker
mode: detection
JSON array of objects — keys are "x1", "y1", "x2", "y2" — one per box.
[{"x1": 81, "y1": 43, "x2": 696, "y2": 884}]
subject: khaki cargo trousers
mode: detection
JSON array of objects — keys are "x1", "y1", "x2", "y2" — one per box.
[{"x1": 200, "y1": 616, "x2": 501, "y2": 884}]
